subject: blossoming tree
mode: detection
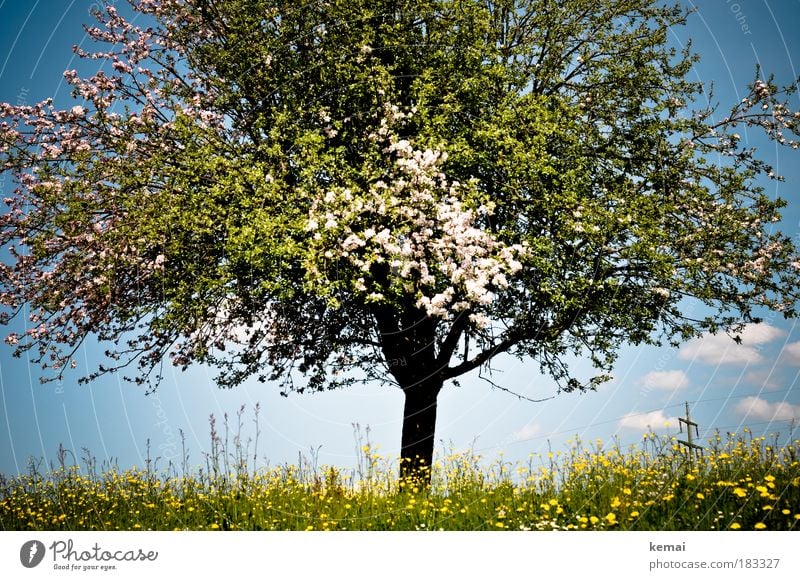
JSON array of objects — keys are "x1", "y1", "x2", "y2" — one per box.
[{"x1": 2, "y1": 0, "x2": 800, "y2": 480}]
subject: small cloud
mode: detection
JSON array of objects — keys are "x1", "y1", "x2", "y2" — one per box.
[
  {"x1": 780, "y1": 342, "x2": 800, "y2": 365},
  {"x1": 734, "y1": 396, "x2": 800, "y2": 422},
  {"x1": 640, "y1": 370, "x2": 689, "y2": 391},
  {"x1": 512, "y1": 422, "x2": 541, "y2": 441},
  {"x1": 678, "y1": 323, "x2": 784, "y2": 366},
  {"x1": 743, "y1": 370, "x2": 781, "y2": 391},
  {"x1": 619, "y1": 410, "x2": 679, "y2": 432}
]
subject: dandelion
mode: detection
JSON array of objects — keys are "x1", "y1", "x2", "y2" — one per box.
[
  {"x1": 730, "y1": 523, "x2": 741, "y2": 530},
  {"x1": 754, "y1": 522, "x2": 767, "y2": 530}
]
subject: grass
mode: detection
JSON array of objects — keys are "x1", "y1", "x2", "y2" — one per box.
[{"x1": 1, "y1": 411, "x2": 799, "y2": 531}]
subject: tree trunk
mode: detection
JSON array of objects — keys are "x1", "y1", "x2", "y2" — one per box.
[{"x1": 399, "y1": 376, "x2": 442, "y2": 485}]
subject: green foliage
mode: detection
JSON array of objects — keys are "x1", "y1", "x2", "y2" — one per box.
[{"x1": 2, "y1": 1, "x2": 800, "y2": 449}]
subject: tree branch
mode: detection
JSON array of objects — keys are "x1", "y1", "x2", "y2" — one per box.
[
  {"x1": 443, "y1": 332, "x2": 519, "y2": 380},
  {"x1": 435, "y1": 310, "x2": 470, "y2": 368},
  {"x1": 477, "y1": 366, "x2": 554, "y2": 403}
]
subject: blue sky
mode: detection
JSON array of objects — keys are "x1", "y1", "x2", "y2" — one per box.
[{"x1": 1, "y1": 0, "x2": 800, "y2": 478}]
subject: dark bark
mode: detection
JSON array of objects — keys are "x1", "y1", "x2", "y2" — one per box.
[
  {"x1": 370, "y1": 300, "x2": 443, "y2": 484},
  {"x1": 399, "y1": 374, "x2": 443, "y2": 484}
]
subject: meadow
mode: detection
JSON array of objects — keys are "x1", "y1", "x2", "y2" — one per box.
[{"x1": 2, "y1": 415, "x2": 799, "y2": 531}]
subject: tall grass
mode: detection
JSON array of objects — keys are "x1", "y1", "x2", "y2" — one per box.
[{"x1": 1, "y1": 412, "x2": 799, "y2": 531}]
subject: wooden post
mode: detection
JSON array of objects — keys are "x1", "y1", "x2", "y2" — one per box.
[{"x1": 678, "y1": 401, "x2": 702, "y2": 463}]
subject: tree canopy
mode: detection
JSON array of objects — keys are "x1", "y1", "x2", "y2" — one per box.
[{"x1": 2, "y1": 0, "x2": 800, "y2": 478}]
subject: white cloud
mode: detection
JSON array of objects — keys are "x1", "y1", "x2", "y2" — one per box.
[
  {"x1": 743, "y1": 370, "x2": 781, "y2": 391},
  {"x1": 780, "y1": 342, "x2": 800, "y2": 365},
  {"x1": 640, "y1": 370, "x2": 689, "y2": 391},
  {"x1": 734, "y1": 396, "x2": 800, "y2": 422},
  {"x1": 678, "y1": 323, "x2": 784, "y2": 366},
  {"x1": 619, "y1": 410, "x2": 679, "y2": 432},
  {"x1": 512, "y1": 422, "x2": 542, "y2": 441}
]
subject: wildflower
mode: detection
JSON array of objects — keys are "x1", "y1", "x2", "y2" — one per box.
[
  {"x1": 605, "y1": 512, "x2": 617, "y2": 525},
  {"x1": 730, "y1": 523, "x2": 741, "y2": 530},
  {"x1": 754, "y1": 522, "x2": 767, "y2": 530},
  {"x1": 733, "y1": 488, "x2": 747, "y2": 498}
]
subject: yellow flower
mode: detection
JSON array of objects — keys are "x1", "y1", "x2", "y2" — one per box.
[
  {"x1": 764, "y1": 475, "x2": 776, "y2": 482},
  {"x1": 209, "y1": 523, "x2": 219, "y2": 530},
  {"x1": 696, "y1": 493, "x2": 705, "y2": 500},
  {"x1": 589, "y1": 516, "x2": 600, "y2": 525},
  {"x1": 754, "y1": 522, "x2": 767, "y2": 530},
  {"x1": 733, "y1": 488, "x2": 747, "y2": 498},
  {"x1": 730, "y1": 523, "x2": 741, "y2": 530},
  {"x1": 782, "y1": 509, "x2": 790, "y2": 515},
  {"x1": 605, "y1": 512, "x2": 617, "y2": 525}
]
